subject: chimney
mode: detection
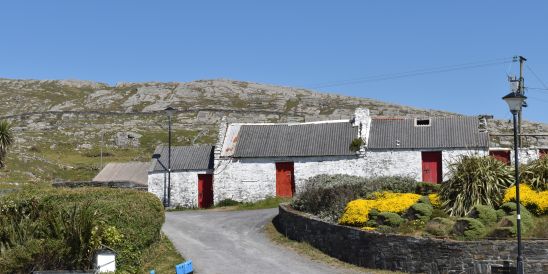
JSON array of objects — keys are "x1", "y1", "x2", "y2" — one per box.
[
  {"x1": 214, "y1": 116, "x2": 228, "y2": 159},
  {"x1": 353, "y1": 108, "x2": 371, "y2": 147}
]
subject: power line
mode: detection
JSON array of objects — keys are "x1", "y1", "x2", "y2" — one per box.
[
  {"x1": 308, "y1": 57, "x2": 514, "y2": 89},
  {"x1": 526, "y1": 64, "x2": 548, "y2": 90}
]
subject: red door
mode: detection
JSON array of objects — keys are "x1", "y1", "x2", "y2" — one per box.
[
  {"x1": 490, "y1": 150, "x2": 511, "y2": 165},
  {"x1": 540, "y1": 149, "x2": 548, "y2": 159},
  {"x1": 422, "y1": 151, "x2": 442, "y2": 183},
  {"x1": 276, "y1": 162, "x2": 294, "y2": 197},
  {"x1": 198, "y1": 174, "x2": 213, "y2": 208}
]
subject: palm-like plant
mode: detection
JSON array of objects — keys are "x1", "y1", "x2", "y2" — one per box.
[
  {"x1": 0, "y1": 120, "x2": 14, "y2": 168},
  {"x1": 440, "y1": 155, "x2": 513, "y2": 216},
  {"x1": 520, "y1": 156, "x2": 548, "y2": 191}
]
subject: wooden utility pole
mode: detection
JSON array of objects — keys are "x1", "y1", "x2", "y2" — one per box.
[{"x1": 518, "y1": 56, "x2": 527, "y2": 147}]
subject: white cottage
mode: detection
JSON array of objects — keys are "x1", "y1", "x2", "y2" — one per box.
[
  {"x1": 148, "y1": 108, "x2": 546, "y2": 207},
  {"x1": 212, "y1": 108, "x2": 495, "y2": 203},
  {"x1": 148, "y1": 145, "x2": 214, "y2": 208}
]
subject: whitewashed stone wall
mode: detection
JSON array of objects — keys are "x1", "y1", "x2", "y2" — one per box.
[
  {"x1": 148, "y1": 170, "x2": 208, "y2": 207},
  {"x1": 442, "y1": 149, "x2": 489, "y2": 180},
  {"x1": 213, "y1": 148, "x2": 488, "y2": 203},
  {"x1": 512, "y1": 149, "x2": 540, "y2": 164}
]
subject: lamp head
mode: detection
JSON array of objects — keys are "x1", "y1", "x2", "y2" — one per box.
[
  {"x1": 502, "y1": 92, "x2": 527, "y2": 114},
  {"x1": 165, "y1": 106, "x2": 176, "y2": 118},
  {"x1": 152, "y1": 153, "x2": 161, "y2": 159}
]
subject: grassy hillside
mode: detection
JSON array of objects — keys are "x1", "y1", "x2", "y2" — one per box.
[{"x1": 0, "y1": 78, "x2": 546, "y2": 188}]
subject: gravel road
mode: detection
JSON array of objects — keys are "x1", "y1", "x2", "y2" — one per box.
[{"x1": 163, "y1": 208, "x2": 363, "y2": 274}]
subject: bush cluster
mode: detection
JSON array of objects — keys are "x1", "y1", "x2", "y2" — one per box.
[
  {"x1": 0, "y1": 187, "x2": 164, "y2": 273},
  {"x1": 291, "y1": 174, "x2": 418, "y2": 222},
  {"x1": 338, "y1": 192, "x2": 421, "y2": 226},
  {"x1": 502, "y1": 184, "x2": 548, "y2": 215}
]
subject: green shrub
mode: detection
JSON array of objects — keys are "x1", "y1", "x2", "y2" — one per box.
[
  {"x1": 496, "y1": 209, "x2": 507, "y2": 220},
  {"x1": 349, "y1": 138, "x2": 364, "y2": 152},
  {"x1": 418, "y1": 196, "x2": 431, "y2": 205},
  {"x1": 425, "y1": 217, "x2": 455, "y2": 237},
  {"x1": 377, "y1": 212, "x2": 404, "y2": 227},
  {"x1": 292, "y1": 174, "x2": 418, "y2": 222},
  {"x1": 500, "y1": 202, "x2": 518, "y2": 214},
  {"x1": 216, "y1": 198, "x2": 241, "y2": 207},
  {"x1": 291, "y1": 175, "x2": 366, "y2": 222},
  {"x1": 452, "y1": 217, "x2": 487, "y2": 240},
  {"x1": 366, "y1": 176, "x2": 418, "y2": 193},
  {"x1": 0, "y1": 187, "x2": 164, "y2": 273},
  {"x1": 491, "y1": 206, "x2": 534, "y2": 238},
  {"x1": 440, "y1": 156, "x2": 513, "y2": 217},
  {"x1": 407, "y1": 203, "x2": 433, "y2": 222},
  {"x1": 467, "y1": 205, "x2": 497, "y2": 226},
  {"x1": 520, "y1": 157, "x2": 548, "y2": 191},
  {"x1": 416, "y1": 182, "x2": 441, "y2": 195}
]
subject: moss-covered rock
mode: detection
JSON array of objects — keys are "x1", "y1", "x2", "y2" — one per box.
[
  {"x1": 377, "y1": 212, "x2": 404, "y2": 227},
  {"x1": 425, "y1": 217, "x2": 455, "y2": 237},
  {"x1": 468, "y1": 205, "x2": 497, "y2": 226},
  {"x1": 452, "y1": 218, "x2": 487, "y2": 240}
]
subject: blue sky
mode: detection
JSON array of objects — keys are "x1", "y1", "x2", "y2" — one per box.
[{"x1": 1, "y1": 1, "x2": 547, "y2": 123}]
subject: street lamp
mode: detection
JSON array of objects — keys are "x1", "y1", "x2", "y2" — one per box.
[
  {"x1": 165, "y1": 106, "x2": 176, "y2": 207},
  {"x1": 502, "y1": 91, "x2": 527, "y2": 274},
  {"x1": 152, "y1": 153, "x2": 168, "y2": 208}
]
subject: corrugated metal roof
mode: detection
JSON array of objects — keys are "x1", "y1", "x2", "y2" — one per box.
[
  {"x1": 149, "y1": 145, "x2": 214, "y2": 172},
  {"x1": 93, "y1": 162, "x2": 149, "y2": 186},
  {"x1": 232, "y1": 122, "x2": 359, "y2": 158},
  {"x1": 368, "y1": 116, "x2": 489, "y2": 149}
]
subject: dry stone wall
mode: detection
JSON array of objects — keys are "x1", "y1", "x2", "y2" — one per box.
[{"x1": 276, "y1": 204, "x2": 548, "y2": 274}]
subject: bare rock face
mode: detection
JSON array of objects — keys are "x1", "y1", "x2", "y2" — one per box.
[{"x1": 0, "y1": 77, "x2": 546, "y2": 150}]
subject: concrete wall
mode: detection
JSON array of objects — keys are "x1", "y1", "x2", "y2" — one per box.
[
  {"x1": 213, "y1": 148, "x2": 487, "y2": 203},
  {"x1": 148, "y1": 170, "x2": 209, "y2": 207},
  {"x1": 276, "y1": 204, "x2": 548, "y2": 274}
]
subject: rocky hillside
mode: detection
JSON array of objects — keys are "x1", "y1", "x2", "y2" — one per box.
[{"x1": 0, "y1": 78, "x2": 546, "y2": 185}]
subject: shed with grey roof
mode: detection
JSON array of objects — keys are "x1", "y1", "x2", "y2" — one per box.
[{"x1": 149, "y1": 145, "x2": 214, "y2": 172}]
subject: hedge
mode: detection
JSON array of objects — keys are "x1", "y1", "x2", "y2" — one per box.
[{"x1": 0, "y1": 186, "x2": 164, "y2": 273}]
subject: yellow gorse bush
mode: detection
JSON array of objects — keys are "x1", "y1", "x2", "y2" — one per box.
[
  {"x1": 428, "y1": 193, "x2": 441, "y2": 208},
  {"x1": 339, "y1": 192, "x2": 421, "y2": 227},
  {"x1": 503, "y1": 184, "x2": 548, "y2": 215}
]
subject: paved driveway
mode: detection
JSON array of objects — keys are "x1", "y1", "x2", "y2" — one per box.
[{"x1": 163, "y1": 208, "x2": 363, "y2": 274}]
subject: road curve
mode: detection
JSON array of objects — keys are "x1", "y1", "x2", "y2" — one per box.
[{"x1": 163, "y1": 208, "x2": 362, "y2": 274}]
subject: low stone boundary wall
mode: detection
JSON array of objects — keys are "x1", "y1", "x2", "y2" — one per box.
[
  {"x1": 52, "y1": 180, "x2": 147, "y2": 190},
  {"x1": 276, "y1": 204, "x2": 548, "y2": 274}
]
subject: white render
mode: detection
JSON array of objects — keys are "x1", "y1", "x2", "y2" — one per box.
[
  {"x1": 213, "y1": 148, "x2": 488, "y2": 203},
  {"x1": 148, "y1": 170, "x2": 209, "y2": 207}
]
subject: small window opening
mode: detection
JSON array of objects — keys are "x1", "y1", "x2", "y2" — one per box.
[{"x1": 415, "y1": 119, "x2": 431, "y2": 127}]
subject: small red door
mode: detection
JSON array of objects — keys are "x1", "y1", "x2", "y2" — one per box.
[
  {"x1": 540, "y1": 149, "x2": 548, "y2": 159},
  {"x1": 198, "y1": 174, "x2": 213, "y2": 208},
  {"x1": 276, "y1": 162, "x2": 294, "y2": 197},
  {"x1": 422, "y1": 151, "x2": 442, "y2": 183},
  {"x1": 490, "y1": 150, "x2": 511, "y2": 165}
]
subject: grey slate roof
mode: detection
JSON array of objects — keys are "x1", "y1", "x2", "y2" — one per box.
[
  {"x1": 368, "y1": 116, "x2": 489, "y2": 149},
  {"x1": 149, "y1": 145, "x2": 214, "y2": 172},
  {"x1": 93, "y1": 162, "x2": 150, "y2": 186},
  {"x1": 232, "y1": 122, "x2": 358, "y2": 158}
]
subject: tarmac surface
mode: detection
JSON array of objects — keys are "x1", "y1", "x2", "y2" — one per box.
[{"x1": 163, "y1": 208, "x2": 364, "y2": 274}]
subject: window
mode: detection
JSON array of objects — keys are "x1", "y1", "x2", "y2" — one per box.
[{"x1": 415, "y1": 118, "x2": 431, "y2": 127}]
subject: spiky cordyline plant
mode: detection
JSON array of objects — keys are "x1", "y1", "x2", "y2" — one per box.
[
  {"x1": 520, "y1": 156, "x2": 548, "y2": 191},
  {"x1": 440, "y1": 155, "x2": 513, "y2": 217},
  {"x1": 0, "y1": 120, "x2": 14, "y2": 168}
]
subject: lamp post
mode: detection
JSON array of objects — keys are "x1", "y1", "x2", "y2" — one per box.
[
  {"x1": 502, "y1": 91, "x2": 527, "y2": 274},
  {"x1": 152, "y1": 154, "x2": 168, "y2": 208},
  {"x1": 165, "y1": 106, "x2": 176, "y2": 207}
]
